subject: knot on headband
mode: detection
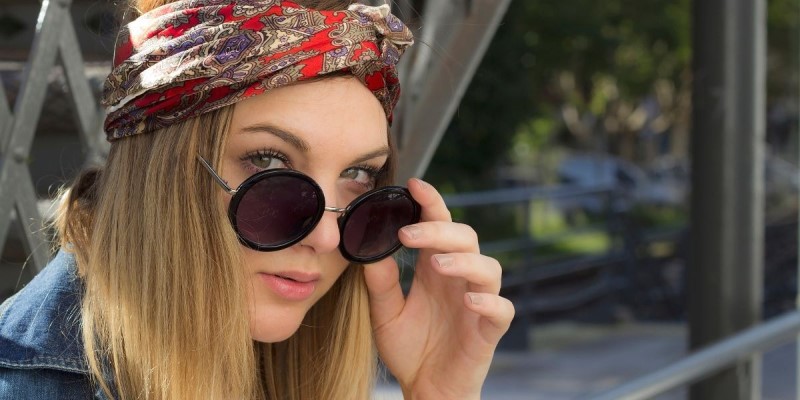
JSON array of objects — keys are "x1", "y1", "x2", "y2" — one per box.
[{"x1": 101, "y1": 0, "x2": 414, "y2": 140}]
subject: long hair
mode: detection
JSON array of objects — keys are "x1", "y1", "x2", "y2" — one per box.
[{"x1": 54, "y1": 0, "x2": 389, "y2": 398}]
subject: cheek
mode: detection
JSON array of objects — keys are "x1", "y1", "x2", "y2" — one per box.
[
  {"x1": 239, "y1": 246, "x2": 266, "y2": 274},
  {"x1": 325, "y1": 258, "x2": 351, "y2": 286},
  {"x1": 221, "y1": 193, "x2": 231, "y2": 210},
  {"x1": 310, "y1": 260, "x2": 352, "y2": 308}
]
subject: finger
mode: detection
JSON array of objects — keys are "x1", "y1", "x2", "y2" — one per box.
[
  {"x1": 464, "y1": 293, "x2": 516, "y2": 345},
  {"x1": 399, "y1": 221, "x2": 480, "y2": 253},
  {"x1": 407, "y1": 178, "x2": 452, "y2": 222},
  {"x1": 362, "y1": 256, "x2": 406, "y2": 331},
  {"x1": 431, "y1": 253, "x2": 502, "y2": 294}
]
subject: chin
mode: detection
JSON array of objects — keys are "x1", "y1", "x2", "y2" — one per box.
[
  {"x1": 251, "y1": 327, "x2": 299, "y2": 343},
  {"x1": 248, "y1": 304, "x2": 308, "y2": 343}
]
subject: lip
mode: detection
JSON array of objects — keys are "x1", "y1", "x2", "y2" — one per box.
[
  {"x1": 258, "y1": 272, "x2": 319, "y2": 301},
  {"x1": 270, "y1": 270, "x2": 321, "y2": 283}
]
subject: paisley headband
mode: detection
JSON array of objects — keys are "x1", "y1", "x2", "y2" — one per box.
[{"x1": 101, "y1": 0, "x2": 413, "y2": 140}]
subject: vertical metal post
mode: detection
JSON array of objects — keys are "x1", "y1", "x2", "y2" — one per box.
[
  {"x1": 689, "y1": 0, "x2": 766, "y2": 399},
  {"x1": 796, "y1": 3, "x2": 800, "y2": 398}
]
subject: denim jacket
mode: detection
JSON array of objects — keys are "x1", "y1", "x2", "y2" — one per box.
[{"x1": 0, "y1": 250, "x2": 104, "y2": 399}]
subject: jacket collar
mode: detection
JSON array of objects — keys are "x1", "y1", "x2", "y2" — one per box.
[{"x1": 0, "y1": 249, "x2": 88, "y2": 374}]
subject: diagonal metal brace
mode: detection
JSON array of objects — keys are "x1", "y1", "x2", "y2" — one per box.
[{"x1": 0, "y1": 0, "x2": 73, "y2": 272}]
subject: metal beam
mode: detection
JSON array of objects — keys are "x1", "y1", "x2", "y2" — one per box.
[
  {"x1": 0, "y1": 0, "x2": 108, "y2": 274},
  {"x1": 394, "y1": 0, "x2": 511, "y2": 182},
  {"x1": 58, "y1": 12, "x2": 108, "y2": 165},
  {"x1": 688, "y1": 0, "x2": 766, "y2": 399},
  {"x1": 15, "y1": 169, "x2": 51, "y2": 270},
  {"x1": 0, "y1": 0, "x2": 68, "y2": 271},
  {"x1": 0, "y1": 80, "x2": 10, "y2": 154}
]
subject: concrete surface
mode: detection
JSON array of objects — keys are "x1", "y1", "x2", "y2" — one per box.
[{"x1": 374, "y1": 322, "x2": 797, "y2": 399}]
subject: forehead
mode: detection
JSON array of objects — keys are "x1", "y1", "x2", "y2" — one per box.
[{"x1": 228, "y1": 77, "x2": 389, "y2": 151}]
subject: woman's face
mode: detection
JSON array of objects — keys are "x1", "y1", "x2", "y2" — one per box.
[{"x1": 222, "y1": 77, "x2": 389, "y2": 343}]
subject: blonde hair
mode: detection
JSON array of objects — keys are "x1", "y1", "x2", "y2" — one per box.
[{"x1": 55, "y1": 0, "x2": 388, "y2": 398}]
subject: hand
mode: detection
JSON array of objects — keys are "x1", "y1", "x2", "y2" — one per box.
[{"x1": 363, "y1": 178, "x2": 515, "y2": 399}]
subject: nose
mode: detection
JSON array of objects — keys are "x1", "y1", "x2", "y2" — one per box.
[{"x1": 298, "y1": 187, "x2": 342, "y2": 255}]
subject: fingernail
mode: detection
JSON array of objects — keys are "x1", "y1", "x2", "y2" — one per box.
[
  {"x1": 433, "y1": 254, "x2": 453, "y2": 268},
  {"x1": 467, "y1": 293, "x2": 483, "y2": 305},
  {"x1": 401, "y1": 225, "x2": 422, "y2": 240}
]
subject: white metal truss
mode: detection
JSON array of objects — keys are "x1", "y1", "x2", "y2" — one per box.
[
  {"x1": 392, "y1": 0, "x2": 512, "y2": 182},
  {"x1": 0, "y1": 0, "x2": 106, "y2": 272}
]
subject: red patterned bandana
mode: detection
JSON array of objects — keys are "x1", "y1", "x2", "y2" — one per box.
[{"x1": 101, "y1": 0, "x2": 414, "y2": 140}]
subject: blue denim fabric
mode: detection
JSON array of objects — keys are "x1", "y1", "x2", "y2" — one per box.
[{"x1": 0, "y1": 250, "x2": 104, "y2": 399}]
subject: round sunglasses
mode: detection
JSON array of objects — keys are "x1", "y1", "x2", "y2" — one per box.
[{"x1": 197, "y1": 155, "x2": 421, "y2": 263}]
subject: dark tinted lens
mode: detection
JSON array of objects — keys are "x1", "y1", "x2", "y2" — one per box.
[
  {"x1": 234, "y1": 175, "x2": 320, "y2": 247},
  {"x1": 342, "y1": 190, "x2": 417, "y2": 260}
]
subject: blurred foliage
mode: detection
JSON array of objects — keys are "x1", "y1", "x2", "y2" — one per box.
[
  {"x1": 423, "y1": 0, "x2": 798, "y2": 268},
  {"x1": 767, "y1": 0, "x2": 800, "y2": 101},
  {"x1": 425, "y1": 0, "x2": 693, "y2": 253},
  {"x1": 628, "y1": 205, "x2": 687, "y2": 230},
  {"x1": 426, "y1": 0, "x2": 691, "y2": 190},
  {"x1": 528, "y1": 200, "x2": 612, "y2": 256},
  {"x1": 425, "y1": 0, "x2": 798, "y2": 192}
]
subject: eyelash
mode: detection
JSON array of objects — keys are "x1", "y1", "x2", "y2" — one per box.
[
  {"x1": 239, "y1": 148, "x2": 290, "y2": 173},
  {"x1": 239, "y1": 148, "x2": 385, "y2": 186},
  {"x1": 348, "y1": 163, "x2": 383, "y2": 189},
  {"x1": 353, "y1": 164, "x2": 381, "y2": 176}
]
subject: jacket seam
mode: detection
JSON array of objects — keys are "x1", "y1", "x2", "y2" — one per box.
[{"x1": 0, "y1": 356, "x2": 88, "y2": 374}]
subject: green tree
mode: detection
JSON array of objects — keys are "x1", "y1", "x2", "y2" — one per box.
[
  {"x1": 423, "y1": 0, "x2": 799, "y2": 248},
  {"x1": 428, "y1": 0, "x2": 798, "y2": 192}
]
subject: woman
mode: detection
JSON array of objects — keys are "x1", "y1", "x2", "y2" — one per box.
[{"x1": 0, "y1": 0, "x2": 515, "y2": 398}]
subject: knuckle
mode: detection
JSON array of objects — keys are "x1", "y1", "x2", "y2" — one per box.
[
  {"x1": 458, "y1": 223, "x2": 479, "y2": 243},
  {"x1": 490, "y1": 258, "x2": 503, "y2": 278},
  {"x1": 443, "y1": 207, "x2": 453, "y2": 221}
]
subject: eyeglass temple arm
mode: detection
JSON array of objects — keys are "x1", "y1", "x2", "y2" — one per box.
[
  {"x1": 197, "y1": 154, "x2": 351, "y2": 213},
  {"x1": 196, "y1": 154, "x2": 237, "y2": 195}
]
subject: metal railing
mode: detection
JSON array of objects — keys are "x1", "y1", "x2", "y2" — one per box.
[
  {"x1": 443, "y1": 184, "x2": 638, "y2": 350},
  {"x1": 588, "y1": 310, "x2": 800, "y2": 399},
  {"x1": 454, "y1": 182, "x2": 799, "y2": 398},
  {"x1": 443, "y1": 183, "x2": 625, "y2": 257}
]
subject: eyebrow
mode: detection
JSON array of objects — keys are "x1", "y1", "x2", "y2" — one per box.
[
  {"x1": 351, "y1": 147, "x2": 391, "y2": 165},
  {"x1": 237, "y1": 123, "x2": 391, "y2": 165},
  {"x1": 239, "y1": 123, "x2": 310, "y2": 153}
]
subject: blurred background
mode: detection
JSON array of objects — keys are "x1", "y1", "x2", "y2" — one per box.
[{"x1": 1, "y1": 0, "x2": 799, "y2": 399}]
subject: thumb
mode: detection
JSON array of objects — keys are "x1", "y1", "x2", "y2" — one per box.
[{"x1": 362, "y1": 256, "x2": 405, "y2": 329}]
